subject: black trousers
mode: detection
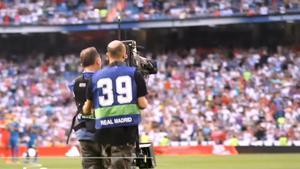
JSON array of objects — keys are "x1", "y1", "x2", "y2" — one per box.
[
  {"x1": 102, "y1": 143, "x2": 135, "y2": 169},
  {"x1": 80, "y1": 140, "x2": 135, "y2": 169},
  {"x1": 79, "y1": 140, "x2": 108, "y2": 169}
]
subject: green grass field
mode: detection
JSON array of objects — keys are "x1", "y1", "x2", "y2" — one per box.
[{"x1": 1, "y1": 154, "x2": 300, "y2": 169}]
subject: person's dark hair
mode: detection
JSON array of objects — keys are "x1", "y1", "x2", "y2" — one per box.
[{"x1": 80, "y1": 47, "x2": 99, "y2": 67}]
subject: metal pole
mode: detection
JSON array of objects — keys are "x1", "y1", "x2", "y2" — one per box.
[{"x1": 117, "y1": 14, "x2": 121, "y2": 40}]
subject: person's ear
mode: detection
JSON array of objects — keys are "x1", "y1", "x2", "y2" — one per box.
[
  {"x1": 96, "y1": 57, "x2": 101, "y2": 66},
  {"x1": 123, "y1": 48, "x2": 127, "y2": 59}
]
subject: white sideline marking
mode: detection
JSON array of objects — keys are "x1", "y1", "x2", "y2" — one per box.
[{"x1": 21, "y1": 163, "x2": 44, "y2": 169}]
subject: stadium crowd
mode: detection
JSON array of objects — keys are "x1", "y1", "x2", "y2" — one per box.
[
  {"x1": 0, "y1": 46, "x2": 300, "y2": 147},
  {"x1": 142, "y1": 47, "x2": 300, "y2": 146},
  {"x1": 1, "y1": 0, "x2": 300, "y2": 25},
  {"x1": 0, "y1": 54, "x2": 79, "y2": 146}
]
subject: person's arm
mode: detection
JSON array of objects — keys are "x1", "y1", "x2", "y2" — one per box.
[
  {"x1": 134, "y1": 70, "x2": 148, "y2": 109},
  {"x1": 82, "y1": 99, "x2": 93, "y2": 115},
  {"x1": 82, "y1": 79, "x2": 94, "y2": 115},
  {"x1": 138, "y1": 96, "x2": 148, "y2": 109}
]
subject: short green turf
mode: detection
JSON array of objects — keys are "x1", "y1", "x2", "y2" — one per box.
[{"x1": 1, "y1": 154, "x2": 300, "y2": 169}]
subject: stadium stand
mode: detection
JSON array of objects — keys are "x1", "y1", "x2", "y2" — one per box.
[
  {"x1": 1, "y1": 0, "x2": 300, "y2": 25},
  {"x1": 0, "y1": 47, "x2": 299, "y2": 146}
]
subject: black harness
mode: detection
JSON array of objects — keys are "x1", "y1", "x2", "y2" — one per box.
[{"x1": 66, "y1": 74, "x2": 94, "y2": 144}]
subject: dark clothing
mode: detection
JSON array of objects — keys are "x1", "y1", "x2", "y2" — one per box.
[
  {"x1": 70, "y1": 72, "x2": 101, "y2": 169},
  {"x1": 79, "y1": 141, "x2": 109, "y2": 169},
  {"x1": 89, "y1": 61, "x2": 148, "y2": 169},
  {"x1": 134, "y1": 69, "x2": 148, "y2": 97},
  {"x1": 69, "y1": 72, "x2": 95, "y2": 141},
  {"x1": 80, "y1": 141, "x2": 135, "y2": 169},
  {"x1": 94, "y1": 63, "x2": 146, "y2": 145},
  {"x1": 91, "y1": 61, "x2": 147, "y2": 145},
  {"x1": 102, "y1": 143, "x2": 135, "y2": 169},
  {"x1": 95, "y1": 126, "x2": 138, "y2": 145}
]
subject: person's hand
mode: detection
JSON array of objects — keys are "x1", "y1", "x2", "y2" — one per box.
[{"x1": 82, "y1": 100, "x2": 93, "y2": 115}]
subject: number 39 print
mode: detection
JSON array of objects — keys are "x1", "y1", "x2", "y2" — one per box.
[{"x1": 97, "y1": 75, "x2": 133, "y2": 106}]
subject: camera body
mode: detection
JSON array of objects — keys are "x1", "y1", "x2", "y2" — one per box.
[
  {"x1": 121, "y1": 40, "x2": 157, "y2": 169},
  {"x1": 122, "y1": 40, "x2": 157, "y2": 76},
  {"x1": 133, "y1": 143, "x2": 156, "y2": 169}
]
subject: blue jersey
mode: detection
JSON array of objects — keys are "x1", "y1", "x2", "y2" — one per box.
[
  {"x1": 69, "y1": 72, "x2": 95, "y2": 141},
  {"x1": 9, "y1": 122, "x2": 20, "y2": 141},
  {"x1": 8, "y1": 122, "x2": 20, "y2": 148},
  {"x1": 28, "y1": 125, "x2": 40, "y2": 148},
  {"x1": 91, "y1": 63, "x2": 141, "y2": 129}
]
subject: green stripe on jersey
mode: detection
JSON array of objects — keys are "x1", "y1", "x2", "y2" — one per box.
[{"x1": 95, "y1": 104, "x2": 140, "y2": 118}]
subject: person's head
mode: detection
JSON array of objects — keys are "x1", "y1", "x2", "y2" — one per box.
[
  {"x1": 106, "y1": 40, "x2": 126, "y2": 63},
  {"x1": 80, "y1": 47, "x2": 101, "y2": 71}
]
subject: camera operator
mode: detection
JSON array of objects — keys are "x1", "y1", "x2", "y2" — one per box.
[
  {"x1": 69, "y1": 47, "x2": 104, "y2": 169},
  {"x1": 83, "y1": 40, "x2": 148, "y2": 169}
]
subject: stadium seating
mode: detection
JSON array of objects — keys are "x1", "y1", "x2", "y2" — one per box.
[
  {"x1": 1, "y1": 0, "x2": 300, "y2": 25},
  {"x1": 0, "y1": 47, "x2": 299, "y2": 146}
]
